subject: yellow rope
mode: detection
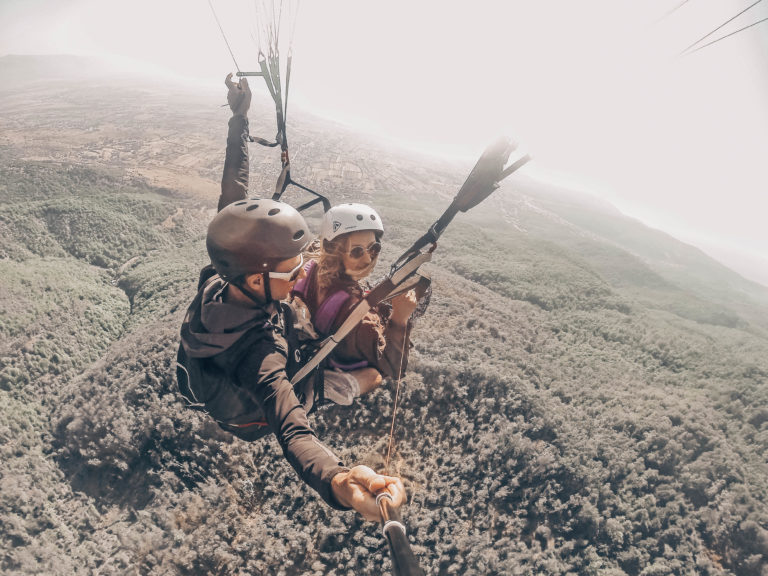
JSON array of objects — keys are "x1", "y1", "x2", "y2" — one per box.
[{"x1": 385, "y1": 321, "x2": 409, "y2": 474}]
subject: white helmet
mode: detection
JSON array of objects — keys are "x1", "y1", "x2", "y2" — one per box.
[{"x1": 320, "y1": 203, "x2": 384, "y2": 242}]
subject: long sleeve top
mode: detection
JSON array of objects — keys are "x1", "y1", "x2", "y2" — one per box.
[{"x1": 180, "y1": 113, "x2": 349, "y2": 509}]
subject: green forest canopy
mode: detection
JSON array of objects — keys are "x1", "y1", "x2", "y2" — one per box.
[{"x1": 1, "y1": 70, "x2": 768, "y2": 575}]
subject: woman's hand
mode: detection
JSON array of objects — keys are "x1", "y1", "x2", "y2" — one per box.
[
  {"x1": 390, "y1": 289, "x2": 418, "y2": 326},
  {"x1": 331, "y1": 465, "x2": 406, "y2": 522}
]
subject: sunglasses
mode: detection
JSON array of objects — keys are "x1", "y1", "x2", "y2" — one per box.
[
  {"x1": 346, "y1": 242, "x2": 382, "y2": 259},
  {"x1": 268, "y1": 254, "x2": 304, "y2": 282}
]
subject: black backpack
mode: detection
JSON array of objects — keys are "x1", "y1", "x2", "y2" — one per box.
[{"x1": 176, "y1": 302, "x2": 323, "y2": 441}]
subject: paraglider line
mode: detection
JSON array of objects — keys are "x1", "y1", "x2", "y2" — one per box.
[
  {"x1": 655, "y1": 0, "x2": 692, "y2": 24},
  {"x1": 680, "y1": 0, "x2": 763, "y2": 55},
  {"x1": 686, "y1": 16, "x2": 768, "y2": 54},
  {"x1": 385, "y1": 323, "x2": 409, "y2": 473},
  {"x1": 208, "y1": 0, "x2": 242, "y2": 73}
]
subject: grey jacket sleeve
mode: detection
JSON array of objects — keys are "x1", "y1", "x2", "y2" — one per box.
[
  {"x1": 235, "y1": 338, "x2": 351, "y2": 510},
  {"x1": 218, "y1": 114, "x2": 250, "y2": 212}
]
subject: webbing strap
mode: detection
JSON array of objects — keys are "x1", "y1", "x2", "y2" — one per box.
[
  {"x1": 315, "y1": 290, "x2": 352, "y2": 335},
  {"x1": 291, "y1": 260, "x2": 352, "y2": 335},
  {"x1": 227, "y1": 420, "x2": 268, "y2": 428},
  {"x1": 248, "y1": 135, "x2": 279, "y2": 147}
]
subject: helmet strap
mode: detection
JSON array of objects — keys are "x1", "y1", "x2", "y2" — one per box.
[
  {"x1": 232, "y1": 277, "x2": 268, "y2": 307},
  {"x1": 261, "y1": 272, "x2": 273, "y2": 303}
]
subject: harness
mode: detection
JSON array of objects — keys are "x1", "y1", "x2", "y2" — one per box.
[
  {"x1": 291, "y1": 260, "x2": 369, "y2": 371},
  {"x1": 176, "y1": 276, "x2": 323, "y2": 441},
  {"x1": 176, "y1": 327, "x2": 274, "y2": 440}
]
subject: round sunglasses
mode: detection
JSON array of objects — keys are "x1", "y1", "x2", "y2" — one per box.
[{"x1": 346, "y1": 241, "x2": 382, "y2": 259}]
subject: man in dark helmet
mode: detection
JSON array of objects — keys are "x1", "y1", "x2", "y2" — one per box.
[{"x1": 176, "y1": 74, "x2": 404, "y2": 520}]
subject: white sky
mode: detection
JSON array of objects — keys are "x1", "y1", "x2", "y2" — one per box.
[{"x1": 2, "y1": 0, "x2": 768, "y2": 284}]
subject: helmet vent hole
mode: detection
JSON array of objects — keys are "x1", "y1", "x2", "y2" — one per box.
[
  {"x1": 370, "y1": 215, "x2": 376, "y2": 220},
  {"x1": 268, "y1": 208, "x2": 281, "y2": 216},
  {"x1": 234, "y1": 201, "x2": 247, "y2": 206},
  {"x1": 293, "y1": 230, "x2": 305, "y2": 240},
  {"x1": 356, "y1": 214, "x2": 363, "y2": 221},
  {"x1": 245, "y1": 204, "x2": 260, "y2": 211}
]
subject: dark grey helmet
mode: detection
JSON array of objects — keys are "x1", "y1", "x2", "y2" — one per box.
[{"x1": 206, "y1": 198, "x2": 310, "y2": 280}]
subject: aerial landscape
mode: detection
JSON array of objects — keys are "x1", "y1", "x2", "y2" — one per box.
[{"x1": 1, "y1": 49, "x2": 768, "y2": 575}]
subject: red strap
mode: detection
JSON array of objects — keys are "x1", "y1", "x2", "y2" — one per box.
[{"x1": 230, "y1": 420, "x2": 268, "y2": 428}]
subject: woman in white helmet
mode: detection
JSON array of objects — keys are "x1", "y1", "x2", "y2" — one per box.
[{"x1": 292, "y1": 203, "x2": 421, "y2": 401}]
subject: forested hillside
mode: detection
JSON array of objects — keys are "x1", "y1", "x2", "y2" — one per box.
[{"x1": 1, "y1": 56, "x2": 767, "y2": 575}]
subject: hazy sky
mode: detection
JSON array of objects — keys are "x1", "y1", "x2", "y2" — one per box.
[{"x1": 2, "y1": 0, "x2": 768, "y2": 284}]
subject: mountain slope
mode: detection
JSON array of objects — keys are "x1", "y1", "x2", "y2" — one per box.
[{"x1": 493, "y1": 177, "x2": 768, "y2": 331}]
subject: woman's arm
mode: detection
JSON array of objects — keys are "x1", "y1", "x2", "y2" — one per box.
[{"x1": 332, "y1": 303, "x2": 413, "y2": 380}]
